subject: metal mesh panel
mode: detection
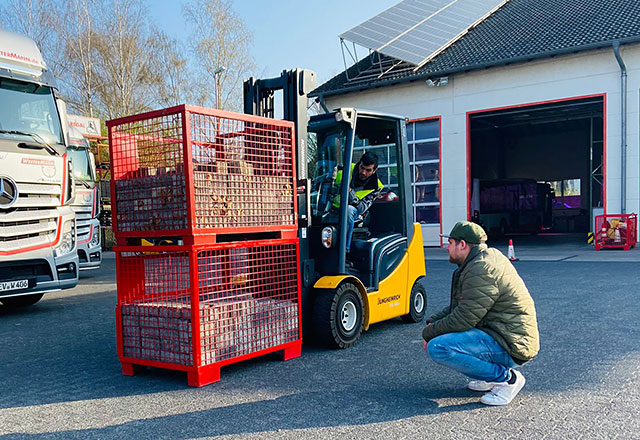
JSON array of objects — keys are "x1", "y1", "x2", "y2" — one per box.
[
  {"x1": 190, "y1": 111, "x2": 295, "y2": 229},
  {"x1": 197, "y1": 241, "x2": 299, "y2": 364},
  {"x1": 117, "y1": 250, "x2": 193, "y2": 365},
  {"x1": 595, "y1": 214, "x2": 637, "y2": 250},
  {"x1": 110, "y1": 111, "x2": 187, "y2": 233}
]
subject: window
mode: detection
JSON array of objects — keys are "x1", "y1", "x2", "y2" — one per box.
[
  {"x1": 407, "y1": 119, "x2": 440, "y2": 224},
  {"x1": 549, "y1": 179, "x2": 581, "y2": 209}
]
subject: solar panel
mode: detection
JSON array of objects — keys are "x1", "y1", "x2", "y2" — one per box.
[{"x1": 340, "y1": 0, "x2": 508, "y2": 68}]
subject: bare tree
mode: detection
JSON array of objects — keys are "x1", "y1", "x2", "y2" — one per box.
[
  {"x1": 91, "y1": 0, "x2": 156, "y2": 119},
  {"x1": 148, "y1": 31, "x2": 208, "y2": 108},
  {"x1": 46, "y1": 0, "x2": 100, "y2": 117},
  {"x1": 183, "y1": 0, "x2": 256, "y2": 112}
]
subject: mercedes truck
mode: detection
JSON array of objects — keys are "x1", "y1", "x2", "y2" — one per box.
[
  {"x1": 0, "y1": 28, "x2": 79, "y2": 306},
  {"x1": 67, "y1": 125, "x2": 101, "y2": 269}
]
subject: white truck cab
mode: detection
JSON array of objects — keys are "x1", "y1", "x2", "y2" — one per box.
[
  {"x1": 67, "y1": 125, "x2": 102, "y2": 269},
  {"x1": 0, "y1": 28, "x2": 79, "y2": 306}
]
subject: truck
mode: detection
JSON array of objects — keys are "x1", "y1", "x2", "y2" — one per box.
[
  {"x1": 0, "y1": 28, "x2": 79, "y2": 306},
  {"x1": 67, "y1": 124, "x2": 102, "y2": 269},
  {"x1": 244, "y1": 70, "x2": 427, "y2": 347},
  {"x1": 476, "y1": 179, "x2": 554, "y2": 236}
]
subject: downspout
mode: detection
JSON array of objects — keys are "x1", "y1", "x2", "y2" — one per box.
[
  {"x1": 613, "y1": 41, "x2": 627, "y2": 213},
  {"x1": 316, "y1": 94, "x2": 330, "y2": 113}
]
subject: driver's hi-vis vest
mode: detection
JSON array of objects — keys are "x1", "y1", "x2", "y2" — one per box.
[{"x1": 333, "y1": 163, "x2": 384, "y2": 207}]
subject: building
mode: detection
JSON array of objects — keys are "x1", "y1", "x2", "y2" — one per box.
[{"x1": 311, "y1": 0, "x2": 640, "y2": 246}]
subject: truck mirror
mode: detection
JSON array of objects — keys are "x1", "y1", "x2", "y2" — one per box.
[{"x1": 57, "y1": 98, "x2": 70, "y2": 146}]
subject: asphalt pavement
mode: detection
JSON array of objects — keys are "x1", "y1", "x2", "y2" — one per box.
[{"x1": 1, "y1": 245, "x2": 639, "y2": 439}]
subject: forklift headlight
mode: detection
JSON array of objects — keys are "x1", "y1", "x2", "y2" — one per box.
[{"x1": 321, "y1": 226, "x2": 336, "y2": 248}]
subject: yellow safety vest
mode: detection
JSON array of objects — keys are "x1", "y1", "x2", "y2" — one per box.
[{"x1": 333, "y1": 163, "x2": 384, "y2": 207}]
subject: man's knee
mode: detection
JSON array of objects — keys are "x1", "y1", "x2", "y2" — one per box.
[{"x1": 426, "y1": 336, "x2": 453, "y2": 361}]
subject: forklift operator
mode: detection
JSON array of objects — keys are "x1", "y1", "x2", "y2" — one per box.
[{"x1": 334, "y1": 151, "x2": 384, "y2": 254}]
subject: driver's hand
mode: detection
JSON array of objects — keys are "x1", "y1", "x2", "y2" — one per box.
[{"x1": 348, "y1": 188, "x2": 360, "y2": 206}]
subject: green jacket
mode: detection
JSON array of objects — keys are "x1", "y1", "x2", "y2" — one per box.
[{"x1": 422, "y1": 245, "x2": 540, "y2": 362}]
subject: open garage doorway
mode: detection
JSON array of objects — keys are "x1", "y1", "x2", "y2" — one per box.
[{"x1": 468, "y1": 95, "x2": 604, "y2": 244}]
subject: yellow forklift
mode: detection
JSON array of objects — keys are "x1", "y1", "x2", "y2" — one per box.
[{"x1": 244, "y1": 70, "x2": 426, "y2": 348}]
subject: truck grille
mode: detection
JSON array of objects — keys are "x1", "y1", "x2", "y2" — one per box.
[
  {"x1": 71, "y1": 201, "x2": 93, "y2": 241},
  {"x1": 0, "y1": 182, "x2": 61, "y2": 252}
]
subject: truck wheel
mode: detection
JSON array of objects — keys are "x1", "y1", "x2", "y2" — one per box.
[
  {"x1": 1, "y1": 293, "x2": 44, "y2": 307},
  {"x1": 312, "y1": 282, "x2": 364, "y2": 349},
  {"x1": 401, "y1": 280, "x2": 426, "y2": 323}
]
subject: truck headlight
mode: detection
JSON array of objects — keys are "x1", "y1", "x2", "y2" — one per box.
[
  {"x1": 321, "y1": 226, "x2": 336, "y2": 249},
  {"x1": 55, "y1": 220, "x2": 75, "y2": 257},
  {"x1": 91, "y1": 227, "x2": 101, "y2": 246}
]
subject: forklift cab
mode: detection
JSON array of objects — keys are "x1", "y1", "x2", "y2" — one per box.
[{"x1": 307, "y1": 108, "x2": 413, "y2": 287}]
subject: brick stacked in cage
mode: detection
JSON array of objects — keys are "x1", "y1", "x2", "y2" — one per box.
[
  {"x1": 107, "y1": 105, "x2": 301, "y2": 387},
  {"x1": 107, "y1": 105, "x2": 297, "y2": 244}
]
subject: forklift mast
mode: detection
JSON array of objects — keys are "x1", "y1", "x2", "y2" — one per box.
[
  {"x1": 244, "y1": 70, "x2": 319, "y2": 316},
  {"x1": 243, "y1": 69, "x2": 317, "y2": 180}
]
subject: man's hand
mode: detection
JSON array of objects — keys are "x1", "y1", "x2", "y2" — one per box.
[
  {"x1": 348, "y1": 188, "x2": 360, "y2": 206},
  {"x1": 422, "y1": 322, "x2": 431, "y2": 353}
]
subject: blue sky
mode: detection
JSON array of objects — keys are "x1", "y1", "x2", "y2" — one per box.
[{"x1": 150, "y1": 0, "x2": 398, "y2": 84}]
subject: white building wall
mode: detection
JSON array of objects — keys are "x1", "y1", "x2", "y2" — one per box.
[{"x1": 324, "y1": 44, "x2": 640, "y2": 246}]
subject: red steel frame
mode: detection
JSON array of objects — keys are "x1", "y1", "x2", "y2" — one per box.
[
  {"x1": 107, "y1": 104, "x2": 298, "y2": 245},
  {"x1": 406, "y1": 116, "x2": 443, "y2": 246},
  {"x1": 114, "y1": 238, "x2": 302, "y2": 387},
  {"x1": 466, "y1": 94, "x2": 607, "y2": 222}
]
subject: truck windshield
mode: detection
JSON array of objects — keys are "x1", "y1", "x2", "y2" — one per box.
[
  {"x1": 0, "y1": 78, "x2": 63, "y2": 145},
  {"x1": 307, "y1": 127, "x2": 347, "y2": 221},
  {"x1": 67, "y1": 147, "x2": 94, "y2": 181}
]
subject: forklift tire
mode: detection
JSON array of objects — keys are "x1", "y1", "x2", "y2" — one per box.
[
  {"x1": 312, "y1": 281, "x2": 364, "y2": 349},
  {"x1": 401, "y1": 280, "x2": 426, "y2": 323},
  {"x1": 1, "y1": 293, "x2": 44, "y2": 307}
]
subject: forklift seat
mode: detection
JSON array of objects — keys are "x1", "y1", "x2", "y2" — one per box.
[{"x1": 349, "y1": 232, "x2": 406, "y2": 288}]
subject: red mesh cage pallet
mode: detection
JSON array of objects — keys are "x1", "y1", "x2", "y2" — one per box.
[
  {"x1": 595, "y1": 213, "x2": 637, "y2": 250},
  {"x1": 106, "y1": 105, "x2": 297, "y2": 245},
  {"x1": 115, "y1": 238, "x2": 301, "y2": 387}
]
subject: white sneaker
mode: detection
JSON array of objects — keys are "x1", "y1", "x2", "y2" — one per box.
[
  {"x1": 467, "y1": 380, "x2": 500, "y2": 392},
  {"x1": 480, "y1": 370, "x2": 526, "y2": 406}
]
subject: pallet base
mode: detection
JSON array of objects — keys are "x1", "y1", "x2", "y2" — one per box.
[{"x1": 120, "y1": 341, "x2": 302, "y2": 387}]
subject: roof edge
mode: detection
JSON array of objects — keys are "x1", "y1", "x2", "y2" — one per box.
[{"x1": 311, "y1": 36, "x2": 640, "y2": 99}]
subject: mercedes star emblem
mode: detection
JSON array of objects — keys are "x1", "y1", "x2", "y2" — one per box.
[{"x1": 0, "y1": 176, "x2": 19, "y2": 209}]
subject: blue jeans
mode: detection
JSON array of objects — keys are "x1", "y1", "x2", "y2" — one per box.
[
  {"x1": 345, "y1": 205, "x2": 360, "y2": 252},
  {"x1": 426, "y1": 328, "x2": 518, "y2": 382}
]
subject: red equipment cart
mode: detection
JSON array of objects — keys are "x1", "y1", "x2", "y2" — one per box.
[{"x1": 594, "y1": 213, "x2": 637, "y2": 251}]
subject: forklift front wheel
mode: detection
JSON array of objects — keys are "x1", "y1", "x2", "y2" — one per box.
[
  {"x1": 312, "y1": 281, "x2": 364, "y2": 349},
  {"x1": 401, "y1": 280, "x2": 426, "y2": 323}
]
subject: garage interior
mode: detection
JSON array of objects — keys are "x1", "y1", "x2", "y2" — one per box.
[{"x1": 469, "y1": 96, "x2": 604, "y2": 244}]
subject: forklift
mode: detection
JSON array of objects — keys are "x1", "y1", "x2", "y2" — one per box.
[{"x1": 244, "y1": 70, "x2": 427, "y2": 348}]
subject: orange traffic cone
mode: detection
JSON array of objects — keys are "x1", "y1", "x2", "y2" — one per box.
[{"x1": 507, "y1": 239, "x2": 519, "y2": 262}]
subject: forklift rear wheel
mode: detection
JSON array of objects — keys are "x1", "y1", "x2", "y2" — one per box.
[
  {"x1": 401, "y1": 280, "x2": 426, "y2": 323},
  {"x1": 312, "y1": 281, "x2": 364, "y2": 349},
  {"x1": 1, "y1": 293, "x2": 44, "y2": 307}
]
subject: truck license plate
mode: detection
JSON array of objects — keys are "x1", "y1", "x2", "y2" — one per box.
[{"x1": 0, "y1": 279, "x2": 29, "y2": 292}]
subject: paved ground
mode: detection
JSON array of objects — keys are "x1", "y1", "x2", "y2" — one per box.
[{"x1": 1, "y1": 245, "x2": 639, "y2": 439}]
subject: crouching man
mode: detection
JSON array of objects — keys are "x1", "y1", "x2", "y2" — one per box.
[{"x1": 423, "y1": 221, "x2": 539, "y2": 406}]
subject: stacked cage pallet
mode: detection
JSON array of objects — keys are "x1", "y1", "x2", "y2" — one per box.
[{"x1": 107, "y1": 105, "x2": 301, "y2": 387}]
